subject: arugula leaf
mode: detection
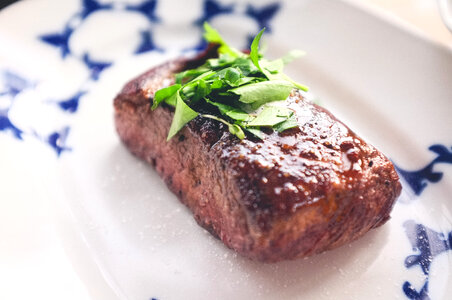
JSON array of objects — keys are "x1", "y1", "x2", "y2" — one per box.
[
  {"x1": 230, "y1": 80, "x2": 293, "y2": 104},
  {"x1": 154, "y1": 23, "x2": 308, "y2": 140},
  {"x1": 259, "y1": 67, "x2": 309, "y2": 92},
  {"x1": 176, "y1": 69, "x2": 208, "y2": 84},
  {"x1": 250, "y1": 28, "x2": 265, "y2": 71},
  {"x1": 210, "y1": 79, "x2": 223, "y2": 89},
  {"x1": 152, "y1": 84, "x2": 181, "y2": 110},
  {"x1": 201, "y1": 114, "x2": 245, "y2": 139},
  {"x1": 207, "y1": 54, "x2": 236, "y2": 69},
  {"x1": 281, "y1": 50, "x2": 305, "y2": 65},
  {"x1": 233, "y1": 57, "x2": 259, "y2": 75},
  {"x1": 226, "y1": 110, "x2": 250, "y2": 121},
  {"x1": 203, "y1": 22, "x2": 242, "y2": 58},
  {"x1": 263, "y1": 58, "x2": 284, "y2": 74},
  {"x1": 206, "y1": 99, "x2": 250, "y2": 121},
  {"x1": 181, "y1": 78, "x2": 213, "y2": 103},
  {"x1": 187, "y1": 70, "x2": 216, "y2": 83},
  {"x1": 235, "y1": 76, "x2": 261, "y2": 86},
  {"x1": 193, "y1": 79, "x2": 211, "y2": 102},
  {"x1": 246, "y1": 106, "x2": 293, "y2": 127},
  {"x1": 244, "y1": 127, "x2": 265, "y2": 139},
  {"x1": 164, "y1": 92, "x2": 177, "y2": 107},
  {"x1": 203, "y1": 22, "x2": 224, "y2": 44},
  {"x1": 229, "y1": 124, "x2": 245, "y2": 139},
  {"x1": 167, "y1": 92, "x2": 199, "y2": 140},
  {"x1": 260, "y1": 51, "x2": 305, "y2": 75},
  {"x1": 224, "y1": 67, "x2": 241, "y2": 86},
  {"x1": 274, "y1": 113, "x2": 298, "y2": 132},
  {"x1": 276, "y1": 72, "x2": 309, "y2": 92}
]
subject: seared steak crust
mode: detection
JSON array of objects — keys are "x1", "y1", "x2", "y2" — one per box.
[{"x1": 114, "y1": 50, "x2": 401, "y2": 262}]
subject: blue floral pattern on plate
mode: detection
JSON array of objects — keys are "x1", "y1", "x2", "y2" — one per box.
[
  {"x1": 0, "y1": 70, "x2": 71, "y2": 155},
  {"x1": 0, "y1": 71, "x2": 29, "y2": 139},
  {"x1": 1, "y1": 0, "x2": 451, "y2": 299},
  {"x1": 1, "y1": 0, "x2": 283, "y2": 156},
  {"x1": 402, "y1": 221, "x2": 452, "y2": 300},
  {"x1": 395, "y1": 145, "x2": 452, "y2": 196},
  {"x1": 393, "y1": 144, "x2": 452, "y2": 299}
]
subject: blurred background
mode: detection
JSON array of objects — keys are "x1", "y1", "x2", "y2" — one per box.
[
  {"x1": 358, "y1": 0, "x2": 452, "y2": 47},
  {"x1": 2, "y1": 0, "x2": 450, "y2": 47}
]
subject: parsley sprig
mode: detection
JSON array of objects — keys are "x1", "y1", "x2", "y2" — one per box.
[{"x1": 152, "y1": 22, "x2": 308, "y2": 141}]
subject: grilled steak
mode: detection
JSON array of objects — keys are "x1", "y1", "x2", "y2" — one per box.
[{"x1": 114, "y1": 49, "x2": 402, "y2": 262}]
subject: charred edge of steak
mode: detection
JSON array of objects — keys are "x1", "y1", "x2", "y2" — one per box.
[{"x1": 114, "y1": 47, "x2": 402, "y2": 262}]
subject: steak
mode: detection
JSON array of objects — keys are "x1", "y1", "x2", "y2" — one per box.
[{"x1": 114, "y1": 48, "x2": 402, "y2": 262}]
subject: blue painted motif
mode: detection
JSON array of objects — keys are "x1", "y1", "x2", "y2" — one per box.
[
  {"x1": 135, "y1": 30, "x2": 160, "y2": 54},
  {"x1": 193, "y1": 0, "x2": 281, "y2": 50},
  {"x1": 82, "y1": 54, "x2": 112, "y2": 80},
  {"x1": 40, "y1": 0, "x2": 160, "y2": 77},
  {"x1": 80, "y1": 0, "x2": 112, "y2": 18},
  {"x1": 402, "y1": 220, "x2": 452, "y2": 300},
  {"x1": 195, "y1": 0, "x2": 234, "y2": 25},
  {"x1": 0, "y1": 115, "x2": 23, "y2": 139},
  {"x1": 245, "y1": 3, "x2": 280, "y2": 46},
  {"x1": 126, "y1": 0, "x2": 159, "y2": 23},
  {"x1": 40, "y1": 0, "x2": 111, "y2": 58},
  {"x1": 0, "y1": 71, "x2": 32, "y2": 98},
  {"x1": 0, "y1": 71, "x2": 32, "y2": 139},
  {"x1": 403, "y1": 281, "x2": 429, "y2": 300},
  {"x1": 45, "y1": 126, "x2": 71, "y2": 156},
  {"x1": 40, "y1": 27, "x2": 72, "y2": 58},
  {"x1": 396, "y1": 144, "x2": 452, "y2": 195},
  {"x1": 57, "y1": 91, "x2": 86, "y2": 113},
  {"x1": 0, "y1": 70, "x2": 73, "y2": 156},
  {"x1": 245, "y1": 3, "x2": 280, "y2": 32}
]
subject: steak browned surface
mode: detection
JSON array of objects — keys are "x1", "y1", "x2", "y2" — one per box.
[{"x1": 114, "y1": 49, "x2": 402, "y2": 262}]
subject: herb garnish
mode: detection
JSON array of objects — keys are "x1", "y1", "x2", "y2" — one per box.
[{"x1": 152, "y1": 22, "x2": 308, "y2": 141}]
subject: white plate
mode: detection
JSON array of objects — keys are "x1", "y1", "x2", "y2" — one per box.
[{"x1": 1, "y1": 0, "x2": 452, "y2": 299}]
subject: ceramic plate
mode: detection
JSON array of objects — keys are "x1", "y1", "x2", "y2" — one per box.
[{"x1": 1, "y1": 0, "x2": 452, "y2": 299}]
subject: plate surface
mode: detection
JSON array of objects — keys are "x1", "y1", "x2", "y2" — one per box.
[{"x1": 1, "y1": 0, "x2": 452, "y2": 299}]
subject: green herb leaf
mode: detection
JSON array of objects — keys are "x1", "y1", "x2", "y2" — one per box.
[
  {"x1": 224, "y1": 67, "x2": 241, "y2": 86},
  {"x1": 263, "y1": 58, "x2": 284, "y2": 74},
  {"x1": 210, "y1": 79, "x2": 223, "y2": 89},
  {"x1": 246, "y1": 106, "x2": 293, "y2": 127},
  {"x1": 274, "y1": 113, "x2": 298, "y2": 132},
  {"x1": 193, "y1": 79, "x2": 211, "y2": 102},
  {"x1": 181, "y1": 78, "x2": 212, "y2": 103},
  {"x1": 250, "y1": 28, "x2": 265, "y2": 71},
  {"x1": 244, "y1": 127, "x2": 265, "y2": 139},
  {"x1": 164, "y1": 92, "x2": 177, "y2": 107},
  {"x1": 154, "y1": 23, "x2": 309, "y2": 141},
  {"x1": 281, "y1": 50, "x2": 305, "y2": 65},
  {"x1": 203, "y1": 22, "x2": 242, "y2": 58},
  {"x1": 176, "y1": 69, "x2": 209, "y2": 84},
  {"x1": 235, "y1": 76, "x2": 261, "y2": 86},
  {"x1": 225, "y1": 109, "x2": 251, "y2": 121},
  {"x1": 233, "y1": 57, "x2": 259, "y2": 75},
  {"x1": 229, "y1": 124, "x2": 245, "y2": 139},
  {"x1": 167, "y1": 92, "x2": 198, "y2": 140},
  {"x1": 188, "y1": 70, "x2": 216, "y2": 83},
  {"x1": 203, "y1": 22, "x2": 224, "y2": 44},
  {"x1": 207, "y1": 54, "x2": 235, "y2": 69},
  {"x1": 206, "y1": 99, "x2": 250, "y2": 121},
  {"x1": 201, "y1": 114, "x2": 245, "y2": 139},
  {"x1": 230, "y1": 80, "x2": 293, "y2": 104},
  {"x1": 276, "y1": 73, "x2": 309, "y2": 92},
  {"x1": 152, "y1": 84, "x2": 181, "y2": 110}
]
